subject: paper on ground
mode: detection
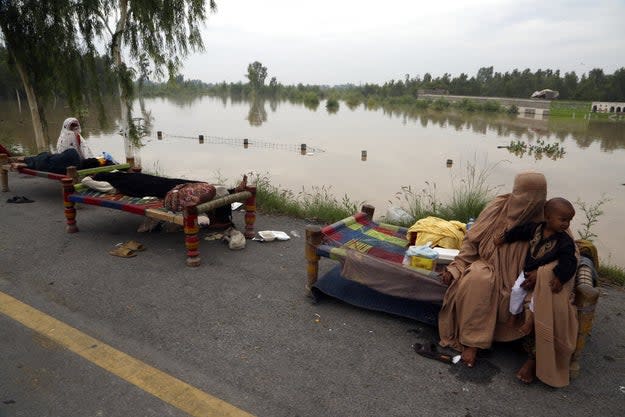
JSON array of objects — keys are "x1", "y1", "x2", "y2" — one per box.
[{"x1": 258, "y1": 230, "x2": 290, "y2": 241}]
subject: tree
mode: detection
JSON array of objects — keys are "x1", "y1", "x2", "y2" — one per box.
[
  {"x1": 0, "y1": 1, "x2": 106, "y2": 151},
  {"x1": 1, "y1": 1, "x2": 217, "y2": 155},
  {"x1": 88, "y1": 0, "x2": 216, "y2": 157},
  {"x1": 246, "y1": 61, "x2": 268, "y2": 93}
]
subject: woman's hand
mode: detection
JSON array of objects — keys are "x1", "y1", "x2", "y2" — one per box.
[
  {"x1": 549, "y1": 277, "x2": 563, "y2": 293},
  {"x1": 440, "y1": 270, "x2": 454, "y2": 286},
  {"x1": 521, "y1": 270, "x2": 537, "y2": 291}
]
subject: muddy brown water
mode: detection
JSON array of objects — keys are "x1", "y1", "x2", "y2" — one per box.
[{"x1": 1, "y1": 96, "x2": 624, "y2": 267}]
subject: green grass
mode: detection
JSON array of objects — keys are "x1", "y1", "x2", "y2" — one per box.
[
  {"x1": 549, "y1": 100, "x2": 591, "y2": 117},
  {"x1": 389, "y1": 159, "x2": 500, "y2": 226},
  {"x1": 251, "y1": 172, "x2": 360, "y2": 223},
  {"x1": 598, "y1": 263, "x2": 625, "y2": 287}
]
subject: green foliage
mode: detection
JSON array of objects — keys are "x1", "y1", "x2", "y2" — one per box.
[
  {"x1": 390, "y1": 160, "x2": 499, "y2": 225},
  {"x1": 431, "y1": 98, "x2": 450, "y2": 111},
  {"x1": 549, "y1": 100, "x2": 591, "y2": 117},
  {"x1": 575, "y1": 196, "x2": 610, "y2": 241},
  {"x1": 598, "y1": 263, "x2": 625, "y2": 287},
  {"x1": 326, "y1": 97, "x2": 339, "y2": 113},
  {"x1": 505, "y1": 139, "x2": 566, "y2": 160},
  {"x1": 246, "y1": 61, "x2": 268, "y2": 92},
  {"x1": 302, "y1": 92, "x2": 320, "y2": 110},
  {"x1": 250, "y1": 172, "x2": 360, "y2": 223},
  {"x1": 0, "y1": 1, "x2": 113, "y2": 140}
]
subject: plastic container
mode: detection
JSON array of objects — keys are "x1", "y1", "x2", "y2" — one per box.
[
  {"x1": 410, "y1": 256, "x2": 437, "y2": 270},
  {"x1": 403, "y1": 243, "x2": 439, "y2": 271},
  {"x1": 466, "y1": 218, "x2": 475, "y2": 231}
]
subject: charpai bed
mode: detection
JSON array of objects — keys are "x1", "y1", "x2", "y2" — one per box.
[
  {"x1": 61, "y1": 177, "x2": 256, "y2": 267},
  {"x1": 0, "y1": 152, "x2": 132, "y2": 192},
  {"x1": 305, "y1": 204, "x2": 600, "y2": 378}
]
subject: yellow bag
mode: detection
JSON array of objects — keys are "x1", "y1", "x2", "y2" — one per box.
[{"x1": 406, "y1": 216, "x2": 466, "y2": 249}]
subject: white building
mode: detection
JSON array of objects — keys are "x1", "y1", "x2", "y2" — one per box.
[{"x1": 591, "y1": 101, "x2": 625, "y2": 113}]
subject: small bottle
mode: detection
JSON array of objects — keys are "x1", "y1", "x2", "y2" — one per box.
[{"x1": 466, "y1": 217, "x2": 475, "y2": 231}]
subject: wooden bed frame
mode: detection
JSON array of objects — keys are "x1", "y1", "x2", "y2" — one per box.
[
  {"x1": 305, "y1": 204, "x2": 600, "y2": 378},
  {"x1": 0, "y1": 152, "x2": 134, "y2": 192},
  {"x1": 62, "y1": 177, "x2": 256, "y2": 267}
]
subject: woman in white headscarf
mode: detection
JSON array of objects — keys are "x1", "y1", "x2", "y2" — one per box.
[{"x1": 56, "y1": 117, "x2": 94, "y2": 160}]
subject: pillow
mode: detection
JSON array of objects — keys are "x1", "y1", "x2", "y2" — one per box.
[{"x1": 164, "y1": 182, "x2": 216, "y2": 212}]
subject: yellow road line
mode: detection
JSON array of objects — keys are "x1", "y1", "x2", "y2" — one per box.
[{"x1": 0, "y1": 291, "x2": 255, "y2": 417}]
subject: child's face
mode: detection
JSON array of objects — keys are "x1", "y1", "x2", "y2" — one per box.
[{"x1": 545, "y1": 206, "x2": 575, "y2": 233}]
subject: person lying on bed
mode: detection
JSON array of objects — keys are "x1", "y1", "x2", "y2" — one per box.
[
  {"x1": 10, "y1": 148, "x2": 111, "y2": 174},
  {"x1": 90, "y1": 171, "x2": 248, "y2": 198}
]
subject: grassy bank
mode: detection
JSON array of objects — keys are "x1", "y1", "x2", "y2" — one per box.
[{"x1": 550, "y1": 100, "x2": 625, "y2": 121}]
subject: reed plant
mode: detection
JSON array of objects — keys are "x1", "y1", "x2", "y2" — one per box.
[
  {"x1": 250, "y1": 172, "x2": 360, "y2": 223},
  {"x1": 575, "y1": 195, "x2": 610, "y2": 241},
  {"x1": 390, "y1": 159, "x2": 500, "y2": 226},
  {"x1": 439, "y1": 160, "x2": 501, "y2": 221},
  {"x1": 598, "y1": 263, "x2": 625, "y2": 287}
]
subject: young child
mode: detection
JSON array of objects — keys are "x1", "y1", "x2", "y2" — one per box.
[{"x1": 496, "y1": 197, "x2": 577, "y2": 335}]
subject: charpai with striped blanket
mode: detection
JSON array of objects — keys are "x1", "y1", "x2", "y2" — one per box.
[{"x1": 62, "y1": 178, "x2": 257, "y2": 267}]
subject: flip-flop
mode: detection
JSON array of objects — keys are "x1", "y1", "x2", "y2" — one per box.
[
  {"x1": 413, "y1": 343, "x2": 461, "y2": 365},
  {"x1": 109, "y1": 246, "x2": 136, "y2": 258},
  {"x1": 122, "y1": 240, "x2": 145, "y2": 251},
  {"x1": 6, "y1": 196, "x2": 35, "y2": 204}
]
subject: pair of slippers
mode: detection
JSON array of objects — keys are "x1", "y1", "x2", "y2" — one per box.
[
  {"x1": 109, "y1": 240, "x2": 145, "y2": 258},
  {"x1": 6, "y1": 196, "x2": 34, "y2": 204}
]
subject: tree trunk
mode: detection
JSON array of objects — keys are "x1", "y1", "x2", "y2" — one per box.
[
  {"x1": 14, "y1": 58, "x2": 47, "y2": 152},
  {"x1": 15, "y1": 88, "x2": 21, "y2": 113},
  {"x1": 112, "y1": 0, "x2": 134, "y2": 162}
]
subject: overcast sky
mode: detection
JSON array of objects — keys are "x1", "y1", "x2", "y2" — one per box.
[{"x1": 180, "y1": 0, "x2": 625, "y2": 85}]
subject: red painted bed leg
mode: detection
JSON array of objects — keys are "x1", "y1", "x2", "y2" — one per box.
[
  {"x1": 62, "y1": 178, "x2": 78, "y2": 233},
  {"x1": 66, "y1": 166, "x2": 78, "y2": 184},
  {"x1": 244, "y1": 186, "x2": 257, "y2": 239},
  {"x1": 305, "y1": 225, "x2": 323, "y2": 293},
  {"x1": 184, "y1": 206, "x2": 201, "y2": 267},
  {"x1": 0, "y1": 154, "x2": 8, "y2": 192}
]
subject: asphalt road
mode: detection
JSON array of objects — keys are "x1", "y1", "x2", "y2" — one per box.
[{"x1": 1, "y1": 173, "x2": 624, "y2": 417}]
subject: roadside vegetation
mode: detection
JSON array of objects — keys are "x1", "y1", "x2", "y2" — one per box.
[
  {"x1": 246, "y1": 164, "x2": 624, "y2": 286},
  {"x1": 250, "y1": 172, "x2": 360, "y2": 223}
]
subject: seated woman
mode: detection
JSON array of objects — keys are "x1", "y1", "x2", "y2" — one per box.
[
  {"x1": 437, "y1": 171, "x2": 578, "y2": 388},
  {"x1": 56, "y1": 117, "x2": 94, "y2": 160},
  {"x1": 10, "y1": 117, "x2": 113, "y2": 174}
]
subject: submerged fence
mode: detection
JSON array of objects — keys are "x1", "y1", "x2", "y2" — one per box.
[{"x1": 154, "y1": 131, "x2": 326, "y2": 155}]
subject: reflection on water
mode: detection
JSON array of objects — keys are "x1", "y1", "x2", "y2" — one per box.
[
  {"x1": 247, "y1": 97, "x2": 267, "y2": 126},
  {"x1": 1, "y1": 96, "x2": 624, "y2": 266}
]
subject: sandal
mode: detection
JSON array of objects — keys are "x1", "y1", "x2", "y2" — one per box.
[
  {"x1": 6, "y1": 196, "x2": 35, "y2": 204},
  {"x1": 123, "y1": 240, "x2": 145, "y2": 251},
  {"x1": 109, "y1": 246, "x2": 137, "y2": 258}
]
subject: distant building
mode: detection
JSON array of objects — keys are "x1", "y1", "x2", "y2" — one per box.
[{"x1": 591, "y1": 102, "x2": 625, "y2": 113}]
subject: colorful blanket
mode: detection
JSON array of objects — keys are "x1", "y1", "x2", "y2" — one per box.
[{"x1": 319, "y1": 212, "x2": 409, "y2": 264}]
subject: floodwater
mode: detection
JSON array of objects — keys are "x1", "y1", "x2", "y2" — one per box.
[{"x1": 1, "y1": 96, "x2": 624, "y2": 267}]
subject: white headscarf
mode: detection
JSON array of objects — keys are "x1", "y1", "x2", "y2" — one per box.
[{"x1": 56, "y1": 117, "x2": 94, "y2": 159}]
